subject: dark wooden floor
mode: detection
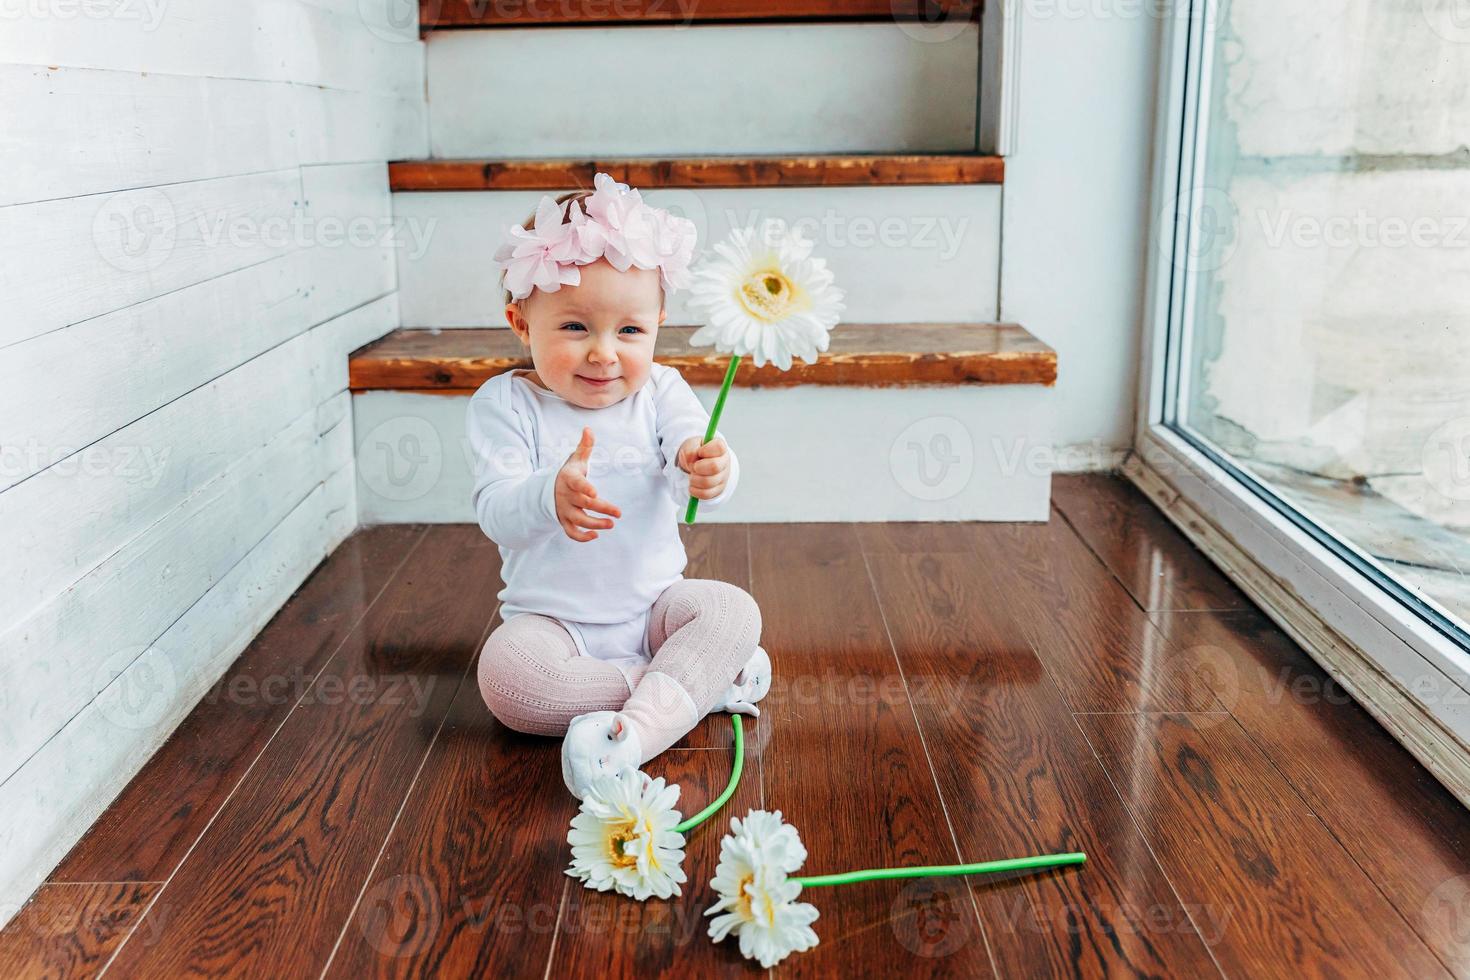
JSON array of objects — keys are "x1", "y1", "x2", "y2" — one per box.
[{"x1": 5, "y1": 475, "x2": 1470, "y2": 978}]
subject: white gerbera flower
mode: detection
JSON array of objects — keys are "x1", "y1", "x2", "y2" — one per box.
[
  {"x1": 567, "y1": 767, "x2": 687, "y2": 901},
  {"x1": 704, "y1": 809, "x2": 820, "y2": 967},
  {"x1": 686, "y1": 219, "x2": 846, "y2": 371}
]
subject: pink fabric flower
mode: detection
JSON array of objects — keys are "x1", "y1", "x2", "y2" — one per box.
[
  {"x1": 494, "y1": 172, "x2": 697, "y2": 301},
  {"x1": 653, "y1": 210, "x2": 697, "y2": 292},
  {"x1": 585, "y1": 172, "x2": 660, "y2": 272},
  {"x1": 565, "y1": 197, "x2": 608, "y2": 264},
  {"x1": 493, "y1": 195, "x2": 593, "y2": 300}
]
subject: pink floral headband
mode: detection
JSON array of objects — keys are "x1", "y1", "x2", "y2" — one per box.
[{"x1": 493, "y1": 172, "x2": 698, "y2": 303}]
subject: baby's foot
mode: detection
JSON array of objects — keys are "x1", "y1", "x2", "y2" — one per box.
[
  {"x1": 713, "y1": 646, "x2": 772, "y2": 717},
  {"x1": 561, "y1": 710, "x2": 643, "y2": 800}
]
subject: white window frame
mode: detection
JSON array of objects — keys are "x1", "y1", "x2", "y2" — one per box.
[
  {"x1": 977, "y1": 0, "x2": 1021, "y2": 156},
  {"x1": 1131, "y1": 0, "x2": 1470, "y2": 803}
]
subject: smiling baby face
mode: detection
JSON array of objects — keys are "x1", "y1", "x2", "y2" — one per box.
[{"x1": 505, "y1": 257, "x2": 667, "y2": 409}]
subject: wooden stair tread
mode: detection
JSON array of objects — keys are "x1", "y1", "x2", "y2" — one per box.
[
  {"x1": 389, "y1": 154, "x2": 1004, "y2": 191},
  {"x1": 421, "y1": 0, "x2": 981, "y2": 30},
  {"x1": 349, "y1": 324, "x2": 1056, "y2": 393}
]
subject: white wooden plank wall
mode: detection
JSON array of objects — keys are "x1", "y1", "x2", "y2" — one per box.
[{"x1": 0, "y1": 0, "x2": 427, "y2": 928}]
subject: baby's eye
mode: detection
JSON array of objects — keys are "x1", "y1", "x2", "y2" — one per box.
[
  {"x1": 561, "y1": 322, "x2": 587, "y2": 332},
  {"x1": 620, "y1": 325, "x2": 643, "y2": 335}
]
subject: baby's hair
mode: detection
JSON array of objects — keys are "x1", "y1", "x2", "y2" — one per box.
[{"x1": 500, "y1": 188, "x2": 667, "y2": 311}]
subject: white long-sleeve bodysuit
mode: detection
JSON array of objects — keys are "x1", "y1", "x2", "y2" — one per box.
[{"x1": 466, "y1": 363, "x2": 738, "y2": 675}]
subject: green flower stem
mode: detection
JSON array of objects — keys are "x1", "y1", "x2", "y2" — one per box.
[
  {"x1": 791, "y1": 852, "x2": 1087, "y2": 888},
  {"x1": 673, "y1": 714, "x2": 744, "y2": 834},
  {"x1": 684, "y1": 354, "x2": 743, "y2": 525}
]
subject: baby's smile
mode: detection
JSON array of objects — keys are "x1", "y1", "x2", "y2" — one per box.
[{"x1": 577, "y1": 373, "x2": 620, "y2": 387}]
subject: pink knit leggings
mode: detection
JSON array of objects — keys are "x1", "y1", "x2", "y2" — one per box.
[{"x1": 477, "y1": 578, "x2": 762, "y2": 737}]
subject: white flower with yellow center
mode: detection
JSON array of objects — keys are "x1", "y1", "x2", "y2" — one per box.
[
  {"x1": 704, "y1": 809, "x2": 820, "y2": 967},
  {"x1": 686, "y1": 219, "x2": 846, "y2": 371},
  {"x1": 566, "y1": 767, "x2": 687, "y2": 901}
]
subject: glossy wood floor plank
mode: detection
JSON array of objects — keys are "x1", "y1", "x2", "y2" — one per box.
[
  {"x1": 1051, "y1": 474, "x2": 1251, "y2": 612},
  {"x1": 855, "y1": 522, "x2": 992, "y2": 555},
  {"x1": 977, "y1": 518, "x2": 1229, "y2": 713},
  {"x1": 864, "y1": 520, "x2": 1223, "y2": 713},
  {"x1": 1150, "y1": 605, "x2": 1470, "y2": 975},
  {"x1": 318, "y1": 626, "x2": 566, "y2": 978},
  {"x1": 1078, "y1": 711, "x2": 1451, "y2": 978},
  {"x1": 0, "y1": 882, "x2": 157, "y2": 978},
  {"x1": 104, "y1": 526, "x2": 502, "y2": 977},
  {"x1": 748, "y1": 523, "x2": 996, "y2": 978},
  {"x1": 11, "y1": 491, "x2": 1464, "y2": 976},
  {"x1": 52, "y1": 525, "x2": 428, "y2": 884},
  {"x1": 868, "y1": 552, "x2": 1223, "y2": 976}
]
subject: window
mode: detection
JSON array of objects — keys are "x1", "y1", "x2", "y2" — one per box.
[{"x1": 1140, "y1": 0, "x2": 1470, "y2": 781}]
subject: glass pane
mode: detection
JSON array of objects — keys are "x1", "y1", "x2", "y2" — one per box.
[{"x1": 1174, "y1": 0, "x2": 1470, "y2": 637}]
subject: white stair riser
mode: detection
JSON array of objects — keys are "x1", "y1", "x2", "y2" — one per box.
[
  {"x1": 354, "y1": 384, "x2": 1053, "y2": 524},
  {"x1": 393, "y1": 185, "x2": 1001, "y2": 326},
  {"x1": 426, "y1": 23, "x2": 980, "y2": 157}
]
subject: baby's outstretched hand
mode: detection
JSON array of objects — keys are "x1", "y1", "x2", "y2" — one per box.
[
  {"x1": 555, "y1": 427, "x2": 621, "y2": 542},
  {"x1": 676, "y1": 435, "x2": 731, "y2": 501}
]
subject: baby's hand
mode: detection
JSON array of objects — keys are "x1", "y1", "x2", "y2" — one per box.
[
  {"x1": 555, "y1": 427, "x2": 621, "y2": 542},
  {"x1": 676, "y1": 435, "x2": 731, "y2": 501}
]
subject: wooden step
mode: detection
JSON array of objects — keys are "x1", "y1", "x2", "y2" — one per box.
[
  {"x1": 349, "y1": 324, "x2": 1056, "y2": 394},
  {"x1": 421, "y1": 0, "x2": 980, "y2": 30},
  {"x1": 389, "y1": 154, "x2": 1004, "y2": 191}
]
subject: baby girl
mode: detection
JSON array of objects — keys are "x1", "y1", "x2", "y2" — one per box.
[{"x1": 468, "y1": 174, "x2": 771, "y2": 799}]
